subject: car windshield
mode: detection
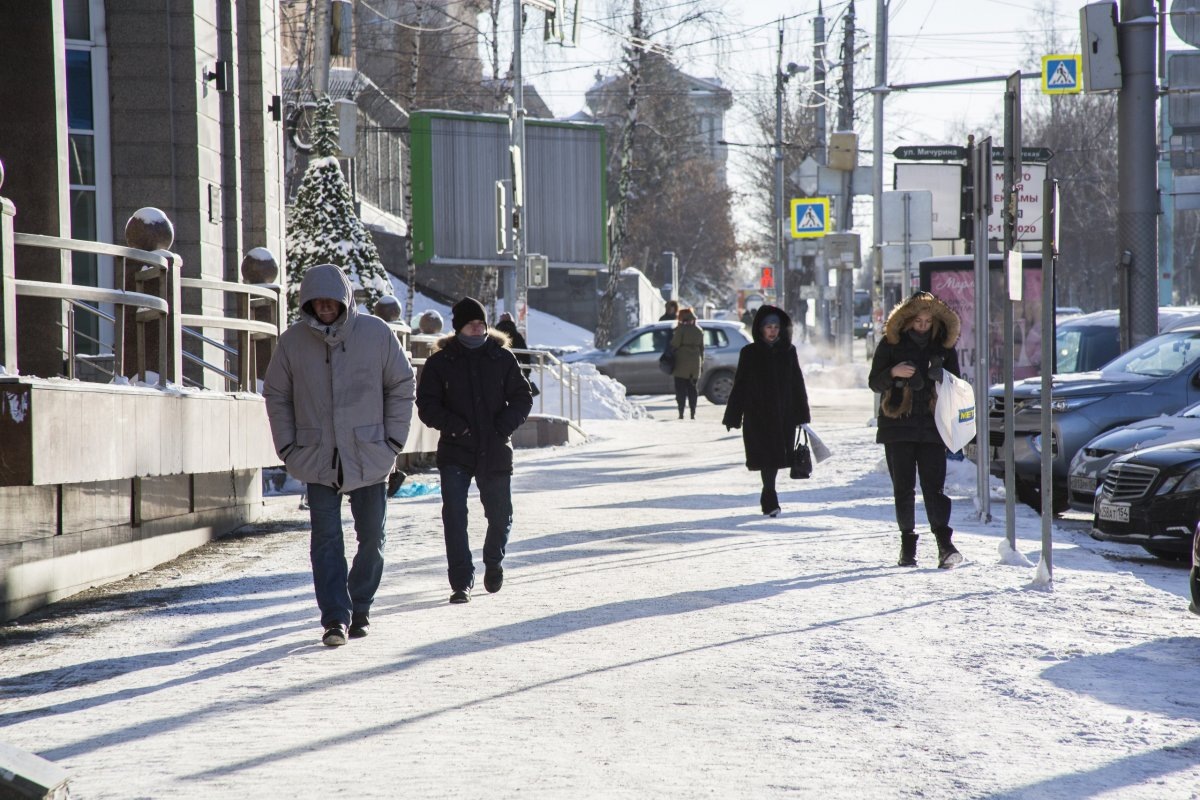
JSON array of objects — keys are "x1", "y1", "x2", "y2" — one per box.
[
  {"x1": 1056, "y1": 329, "x2": 1085, "y2": 372},
  {"x1": 1102, "y1": 330, "x2": 1200, "y2": 377}
]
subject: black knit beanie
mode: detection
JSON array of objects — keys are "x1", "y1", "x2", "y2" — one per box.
[{"x1": 451, "y1": 297, "x2": 487, "y2": 332}]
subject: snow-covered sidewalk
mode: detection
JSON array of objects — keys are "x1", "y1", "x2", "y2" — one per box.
[{"x1": 2, "y1": 387, "x2": 1199, "y2": 799}]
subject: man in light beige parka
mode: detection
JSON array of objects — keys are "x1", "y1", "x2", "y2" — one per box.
[{"x1": 264, "y1": 264, "x2": 415, "y2": 647}]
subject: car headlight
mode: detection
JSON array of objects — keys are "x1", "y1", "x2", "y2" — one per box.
[
  {"x1": 1024, "y1": 396, "x2": 1103, "y2": 413},
  {"x1": 1157, "y1": 468, "x2": 1200, "y2": 495}
]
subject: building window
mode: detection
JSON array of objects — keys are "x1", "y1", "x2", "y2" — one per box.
[{"x1": 65, "y1": 0, "x2": 112, "y2": 358}]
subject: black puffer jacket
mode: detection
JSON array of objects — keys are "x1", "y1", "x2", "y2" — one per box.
[
  {"x1": 721, "y1": 305, "x2": 812, "y2": 471},
  {"x1": 416, "y1": 331, "x2": 534, "y2": 473},
  {"x1": 868, "y1": 292, "x2": 961, "y2": 445}
]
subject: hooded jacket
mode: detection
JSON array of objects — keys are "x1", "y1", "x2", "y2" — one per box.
[
  {"x1": 669, "y1": 319, "x2": 705, "y2": 380},
  {"x1": 263, "y1": 264, "x2": 416, "y2": 492},
  {"x1": 721, "y1": 305, "x2": 812, "y2": 471},
  {"x1": 867, "y1": 291, "x2": 961, "y2": 445},
  {"x1": 416, "y1": 330, "x2": 534, "y2": 474}
]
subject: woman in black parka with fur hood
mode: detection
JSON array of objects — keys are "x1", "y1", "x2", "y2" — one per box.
[
  {"x1": 868, "y1": 291, "x2": 963, "y2": 569},
  {"x1": 722, "y1": 305, "x2": 811, "y2": 517}
]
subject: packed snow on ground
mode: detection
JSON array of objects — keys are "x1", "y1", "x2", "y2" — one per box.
[{"x1": 3, "y1": 366, "x2": 1199, "y2": 799}]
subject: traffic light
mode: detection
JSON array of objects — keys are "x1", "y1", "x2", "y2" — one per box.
[{"x1": 761, "y1": 267, "x2": 775, "y2": 290}]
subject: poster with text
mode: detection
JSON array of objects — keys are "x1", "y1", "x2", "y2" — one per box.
[{"x1": 921, "y1": 255, "x2": 1044, "y2": 388}]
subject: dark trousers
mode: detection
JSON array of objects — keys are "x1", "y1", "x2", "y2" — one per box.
[
  {"x1": 439, "y1": 464, "x2": 513, "y2": 591},
  {"x1": 674, "y1": 376, "x2": 698, "y2": 417},
  {"x1": 884, "y1": 441, "x2": 952, "y2": 534},
  {"x1": 307, "y1": 481, "x2": 388, "y2": 629}
]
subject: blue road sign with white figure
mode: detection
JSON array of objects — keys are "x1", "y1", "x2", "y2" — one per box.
[
  {"x1": 791, "y1": 198, "x2": 830, "y2": 238},
  {"x1": 1042, "y1": 54, "x2": 1081, "y2": 94}
]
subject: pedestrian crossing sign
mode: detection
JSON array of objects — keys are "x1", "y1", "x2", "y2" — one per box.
[
  {"x1": 1042, "y1": 54, "x2": 1081, "y2": 94},
  {"x1": 791, "y1": 197, "x2": 830, "y2": 239}
]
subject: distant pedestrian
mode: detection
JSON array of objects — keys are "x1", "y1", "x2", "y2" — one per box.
[
  {"x1": 416, "y1": 297, "x2": 534, "y2": 604},
  {"x1": 868, "y1": 291, "x2": 962, "y2": 568},
  {"x1": 722, "y1": 305, "x2": 811, "y2": 517},
  {"x1": 660, "y1": 299, "x2": 679, "y2": 322},
  {"x1": 263, "y1": 264, "x2": 416, "y2": 647},
  {"x1": 495, "y1": 313, "x2": 538, "y2": 397},
  {"x1": 670, "y1": 306, "x2": 704, "y2": 419}
]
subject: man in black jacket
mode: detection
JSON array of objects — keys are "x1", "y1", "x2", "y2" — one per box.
[{"x1": 416, "y1": 297, "x2": 533, "y2": 603}]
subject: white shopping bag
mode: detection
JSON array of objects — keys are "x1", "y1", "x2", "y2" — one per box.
[
  {"x1": 802, "y1": 424, "x2": 832, "y2": 463},
  {"x1": 934, "y1": 371, "x2": 977, "y2": 453}
]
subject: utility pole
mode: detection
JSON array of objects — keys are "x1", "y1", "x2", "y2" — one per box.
[
  {"x1": 813, "y1": 4, "x2": 829, "y2": 341},
  {"x1": 1117, "y1": 0, "x2": 1159, "y2": 349},
  {"x1": 836, "y1": 1, "x2": 855, "y2": 360},
  {"x1": 312, "y1": 0, "x2": 330, "y2": 96},
  {"x1": 774, "y1": 22, "x2": 786, "y2": 315},
  {"x1": 837, "y1": 0, "x2": 855, "y2": 231},
  {"x1": 870, "y1": 0, "x2": 888, "y2": 343},
  {"x1": 509, "y1": 0, "x2": 529, "y2": 335}
]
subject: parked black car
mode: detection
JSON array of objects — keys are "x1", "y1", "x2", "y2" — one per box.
[
  {"x1": 1091, "y1": 439, "x2": 1200, "y2": 559},
  {"x1": 1191, "y1": 523, "x2": 1200, "y2": 615}
]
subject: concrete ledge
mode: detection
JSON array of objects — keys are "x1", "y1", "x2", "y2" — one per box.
[
  {"x1": 0, "y1": 378, "x2": 277, "y2": 486},
  {"x1": 0, "y1": 736, "x2": 70, "y2": 799},
  {"x1": 513, "y1": 415, "x2": 587, "y2": 449},
  {"x1": 1, "y1": 502, "x2": 261, "y2": 622}
]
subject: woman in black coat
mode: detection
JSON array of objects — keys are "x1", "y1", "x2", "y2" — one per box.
[
  {"x1": 722, "y1": 305, "x2": 811, "y2": 516},
  {"x1": 868, "y1": 291, "x2": 962, "y2": 569}
]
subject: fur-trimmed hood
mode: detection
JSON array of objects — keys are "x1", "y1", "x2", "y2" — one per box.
[
  {"x1": 432, "y1": 329, "x2": 510, "y2": 354},
  {"x1": 882, "y1": 292, "x2": 960, "y2": 348}
]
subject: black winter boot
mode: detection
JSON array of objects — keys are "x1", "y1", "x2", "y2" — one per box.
[
  {"x1": 760, "y1": 488, "x2": 780, "y2": 517},
  {"x1": 934, "y1": 529, "x2": 963, "y2": 569},
  {"x1": 898, "y1": 532, "x2": 919, "y2": 567}
]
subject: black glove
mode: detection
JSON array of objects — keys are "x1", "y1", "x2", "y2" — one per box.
[
  {"x1": 902, "y1": 361, "x2": 924, "y2": 391},
  {"x1": 927, "y1": 355, "x2": 944, "y2": 383}
]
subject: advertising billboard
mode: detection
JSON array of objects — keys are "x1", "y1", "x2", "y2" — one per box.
[{"x1": 920, "y1": 254, "x2": 1045, "y2": 387}]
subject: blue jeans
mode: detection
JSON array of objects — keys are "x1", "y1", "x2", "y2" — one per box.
[
  {"x1": 439, "y1": 464, "x2": 512, "y2": 591},
  {"x1": 307, "y1": 481, "x2": 387, "y2": 628}
]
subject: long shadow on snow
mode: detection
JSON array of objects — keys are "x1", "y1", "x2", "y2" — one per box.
[
  {"x1": 29, "y1": 564, "x2": 937, "y2": 764},
  {"x1": 180, "y1": 578, "x2": 1001, "y2": 779},
  {"x1": 980, "y1": 637, "x2": 1200, "y2": 800}
]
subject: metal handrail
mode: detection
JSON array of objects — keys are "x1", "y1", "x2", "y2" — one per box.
[
  {"x1": 12, "y1": 232, "x2": 172, "y2": 269},
  {"x1": 176, "y1": 275, "x2": 281, "y2": 391},
  {"x1": 4, "y1": 229, "x2": 280, "y2": 390},
  {"x1": 14, "y1": 279, "x2": 168, "y2": 313},
  {"x1": 7, "y1": 233, "x2": 171, "y2": 382},
  {"x1": 404, "y1": 333, "x2": 582, "y2": 425}
]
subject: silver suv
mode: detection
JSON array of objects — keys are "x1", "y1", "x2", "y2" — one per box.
[
  {"x1": 564, "y1": 319, "x2": 750, "y2": 404},
  {"x1": 988, "y1": 324, "x2": 1200, "y2": 514}
]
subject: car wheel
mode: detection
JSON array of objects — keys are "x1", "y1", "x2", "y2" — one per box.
[
  {"x1": 703, "y1": 370, "x2": 735, "y2": 405},
  {"x1": 1014, "y1": 480, "x2": 1070, "y2": 516},
  {"x1": 1140, "y1": 546, "x2": 1188, "y2": 561}
]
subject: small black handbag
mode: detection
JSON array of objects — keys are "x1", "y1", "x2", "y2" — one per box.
[
  {"x1": 658, "y1": 344, "x2": 676, "y2": 375},
  {"x1": 790, "y1": 428, "x2": 813, "y2": 480}
]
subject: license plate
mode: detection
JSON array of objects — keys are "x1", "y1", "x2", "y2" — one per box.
[
  {"x1": 1069, "y1": 476, "x2": 1096, "y2": 494},
  {"x1": 1098, "y1": 502, "x2": 1130, "y2": 523}
]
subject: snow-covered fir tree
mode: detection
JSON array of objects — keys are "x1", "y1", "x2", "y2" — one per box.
[{"x1": 285, "y1": 95, "x2": 393, "y2": 322}]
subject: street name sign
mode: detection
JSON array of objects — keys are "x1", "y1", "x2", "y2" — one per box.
[
  {"x1": 790, "y1": 198, "x2": 830, "y2": 238},
  {"x1": 893, "y1": 145, "x2": 967, "y2": 161}
]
